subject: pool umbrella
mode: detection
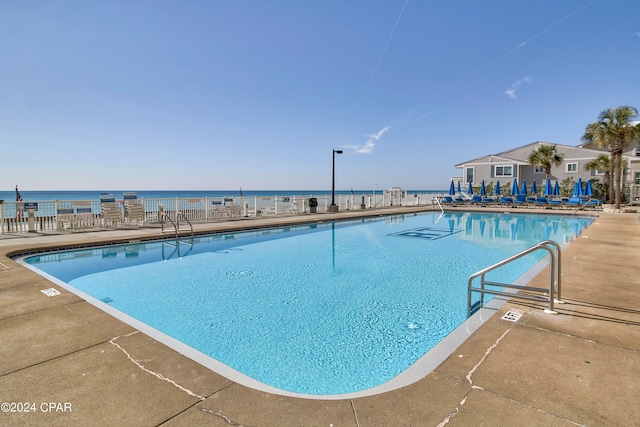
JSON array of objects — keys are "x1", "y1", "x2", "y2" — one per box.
[
  {"x1": 467, "y1": 181, "x2": 473, "y2": 195},
  {"x1": 511, "y1": 179, "x2": 519, "y2": 196},
  {"x1": 554, "y1": 180, "x2": 560, "y2": 196},
  {"x1": 544, "y1": 179, "x2": 553, "y2": 196},
  {"x1": 585, "y1": 179, "x2": 593, "y2": 197},
  {"x1": 457, "y1": 181, "x2": 461, "y2": 193},
  {"x1": 520, "y1": 179, "x2": 528, "y2": 195},
  {"x1": 449, "y1": 180, "x2": 455, "y2": 195},
  {"x1": 495, "y1": 180, "x2": 501, "y2": 196},
  {"x1": 573, "y1": 178, "x2": 583, "y2": 197},
  {"x1": 531, "y1": 179, "x2": 537, "y2": 195},
  {"x1": 480, "y1": 180, "x2": 486, "y2": 196}
]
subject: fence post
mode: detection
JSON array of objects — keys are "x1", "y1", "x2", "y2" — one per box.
[{"x1": 0, "y1": 200, "x2": 4, "y2": 234}]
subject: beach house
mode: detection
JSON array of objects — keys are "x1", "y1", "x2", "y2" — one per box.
[{"x1": 454, "y1": 141, "x2": 639, "y2": 201}]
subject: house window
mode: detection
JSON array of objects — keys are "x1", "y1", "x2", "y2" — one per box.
[
  {"x1": 635, "y1": 172, "x2": 640, "y2": 185},
  {"x1": 566, "y1": 163, "x2": 578, "y2": 173},
  {"x1": 465, "y1": 167, "x2": 474, "y2": 184},
  {"x1": 495, "y1": 165, "x2": 513, "y2": 177},
  {"x1": 534, "y1": 166, "x2": 545, "y2": 174}
]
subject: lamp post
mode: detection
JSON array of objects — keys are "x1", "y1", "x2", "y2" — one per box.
[{"x1": 330, "y1": 149, "x2": 343, "y2": 212}]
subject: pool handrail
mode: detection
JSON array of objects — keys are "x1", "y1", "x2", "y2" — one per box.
[{"x1": 467, "y1": 240, "x2": 562, "y2": 316}]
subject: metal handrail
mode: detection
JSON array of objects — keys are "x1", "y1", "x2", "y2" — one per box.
[
  {"x1": 467, "y1": 240, "x2": 562, "y2": 316},
  {"x1": 176, "y1": 211, "x2": 194, "y2": 237},
  {"x1": 433, "y1": 196, "x2": 444, "y2": 213},
  {"x1": 161, "y1": 211, "x2": 194, "y2": 237},
  {"x1": 161, "y1": 212, "x2": 178, "y2": 237}
]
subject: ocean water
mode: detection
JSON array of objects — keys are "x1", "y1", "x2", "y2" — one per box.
[{"x1": 1, "y1": 189, "x2": 445, "y2": 202}]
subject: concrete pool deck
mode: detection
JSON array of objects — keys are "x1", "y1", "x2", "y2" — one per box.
[{"x1": 1, "y1": 206, "x2": 639, "y2": 426}]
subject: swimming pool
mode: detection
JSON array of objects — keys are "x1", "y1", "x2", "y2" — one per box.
[{"x1": 22, "y1": 211, "x2": 592, "y2": 397}]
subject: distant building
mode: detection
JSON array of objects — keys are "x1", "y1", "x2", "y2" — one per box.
[
  {"x1": 455, "y1": 141, "x2": 609, "y2": 186},
  {"x1": 455, "y1": 141, "x2": 640, "y2": 203}
]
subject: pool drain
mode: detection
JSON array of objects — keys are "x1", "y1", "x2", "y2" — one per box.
[
  {"x1": 41, "y1": 288, "x2": 61, "y2": 297},
  {"x1": 501, "y1": 309, "x2": 522, "y2": 322}
]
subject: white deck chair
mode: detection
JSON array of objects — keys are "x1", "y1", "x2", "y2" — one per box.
[
  {"x1": 100, "y1": 194, "x2": 122, "y2": 227},
  {"x1": 211, "y1": 200, "x2": 228, "y2": 218},
  {"x1": 57, "y1": 207, "x2": 76, "y2": 230},
  {"x1": 74, "y1": 203, "x2": 95, "y2": 229}
]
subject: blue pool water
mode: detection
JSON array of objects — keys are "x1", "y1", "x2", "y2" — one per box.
[{"x1": 23, "y1": 212, "x2": 592, "y2": 395}]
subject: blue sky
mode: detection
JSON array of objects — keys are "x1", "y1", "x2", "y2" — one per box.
[{"x1": 2, "y1": 1, "x2": 640, "y2": 191}]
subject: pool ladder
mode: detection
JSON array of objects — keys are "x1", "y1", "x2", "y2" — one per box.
[
  {"x1": 467, "y1": 240, "x2": 562, "y2": 317},
  {"x1": 161, "y1": 211, "x2": 193, "y2": 237}
]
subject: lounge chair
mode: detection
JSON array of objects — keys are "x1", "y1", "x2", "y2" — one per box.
[
  {"x1": 548, "y1": 198, "x2": 563, "y2": 208},
  {"x1": 442, "y1": 196, "x2": 454, "y2": 204},
  {"x1": 513, "y1": 195, "x2": 527, "y2": 206},
  {"x1": 469, "y1": 196, "x2": 483, "y2": 204},
  {"x1": 499, "y1": 196, "x2": 513, "y2": 205},
  {"x1": 74, "y1": 204, "x2": 95, "y2": 228},
  {"x1": 482, "y1": 197, "x2": 496, "y2": 205},
  {"x1": 211, "y1": 200, "x2": 228, "y2": 218},
  {"x1": 100, "y1": 194, "x2": 122, "y2": 227},
  {"x1": 567, "y1": 197, "x2": 582, "y2": 208},
  {"x1": 123, "y1": 193, "x2": 144, "y2": 226},
  {"x1": 126, "y1": 203, "x2": 145, "y2": 225},
  {"x1": 57, "y1": 207, "x2": 75, "y2": 230}
]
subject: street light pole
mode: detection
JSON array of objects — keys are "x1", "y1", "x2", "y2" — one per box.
[{"x1": 330, "y1": 149, "x2": 343, "y2": 212}]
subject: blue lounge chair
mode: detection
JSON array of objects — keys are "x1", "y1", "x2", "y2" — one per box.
[
  {"x1": 470, "y1": 196, "x2": 483, "y2": 204},
  {"x1": 535, "y1": 197, "x2": 549, "y2": 207},
  {"x1": 513, "y1": 195, "x2": 527, "y2": 206},
  {"x1": 499, "y1": 196, "x2": 513, "y2": 204},
  {"x1": 442, "y1": 196, "x2": 453, "y2": 204},
  {"x1": 482, "y1": 197, "x2": 496, "y2": 205},
  {"x1": 548, "y1": 198, "x2": 563, "y2": 208}
]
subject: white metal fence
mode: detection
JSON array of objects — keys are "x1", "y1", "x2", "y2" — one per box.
[{"x1": 0, "y1": 191, "x2": 443, "y2": 235}]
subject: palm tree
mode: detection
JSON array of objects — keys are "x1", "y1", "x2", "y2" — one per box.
[
  {"x1": 582, "y1": 106, "x2": 640, "y2": 209},
  {"x1": 584, "y1": 154, "x2": 611, "y2": 203},
  {"x1": 528, "y1": 144, "x2": 563, "y2": 179}
]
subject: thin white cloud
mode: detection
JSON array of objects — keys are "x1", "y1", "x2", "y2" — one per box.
[
  {"x1": 354, "y1": 126, "x2": 391, "y2": 154},
  {"x1": 356, "y1": 141, "x2": 377, "y2": 154},
  {"x1": 504, "y1": 76, "x2": 532, "y2": 99}
]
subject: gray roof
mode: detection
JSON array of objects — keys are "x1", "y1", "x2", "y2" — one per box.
[{"x1": 455, "y1": 141, "x2": 608, "y2": 167}]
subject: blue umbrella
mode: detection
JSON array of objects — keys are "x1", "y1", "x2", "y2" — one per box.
[
  {"x1": 531, "y1": 179, "x2": 537, "y2": 195},
  {"x1": 585, "y1": 179, "x2": 593, "y2": 197},
  {"x1": 467, "y1": 181, "x2": 473, "y2": 195},
  {"x1": 573, "y1": 178, "x2": 583, "y2": 197},
  {"x1": 554, "y1": 180, "x2": 560, "y2": 196},
  {"x1": 520, "y1": 179, "x2": 528, "y2": 195},
  {"x1": 480, "y1": 180, "x2": 486, "y2": 196},
  {"x1": 495, "y1": 180, "x2": 501, "y2": 196},
  {"x1": 544, "y1": 179, "x2": 553, "y2": 196},
  {"x1": 457, "y1": 181, "x2": 461, "y2": 193},
  {"x1": 449, "y1": 180, "x2": 455, "y2": 195},
  {"x1": 511, "y1": 179, "x2": 519, "y2": 196}
]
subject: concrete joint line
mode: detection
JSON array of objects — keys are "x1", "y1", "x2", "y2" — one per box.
[
  {"x1": 436, "y1": 328, "x2": 512, "y2": 426},
  {"x1": 350, "y1": 399, "x2": 360, "y2": 427},
  {"x1": 108, "y1": 331, "x2": 206, "y2": 401},
  {"x1": 199, "y1": 407, "x2": 247, "y2": 426}
]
